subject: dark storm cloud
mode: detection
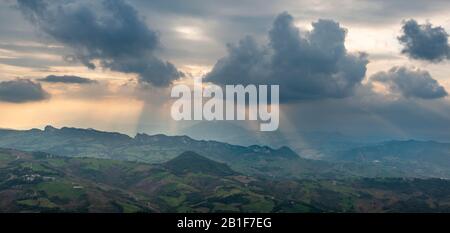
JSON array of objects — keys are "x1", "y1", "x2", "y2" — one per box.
[
  {"x1": 132, "y1": 0, "x2": 450, "y2": 25},
  {"x1": 38, "y1": 75, "x2": 97, "y2": 84},
  {"x1": 398, "y1": 19, "x2": 450, "y2": 62},
  {"x1": 16, "y1": 0, "x2": 183, "y2": 87},
  {"x1": 370, "y1": 66, "x2": 448, "y2": 99},
  {"x1": 0, "y1": 79, "x2": 49, "y2": 103},
  {"x1": 205, "y1": 12, "x2": 368, "y2": 102},
  {"x1": 335, "y1": 0, "x2": 450, "y2": 26}
]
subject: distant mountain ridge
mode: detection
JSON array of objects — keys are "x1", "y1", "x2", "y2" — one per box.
[
  {"x1": 0, "y1": 126, "x2": 314, "y2": 178},
  {"x1": 1, "y1": 126, "x2": 450, "y2": 179},
  {"x1": 0, "y1": 125, "x2": 297, "y2": 158}
]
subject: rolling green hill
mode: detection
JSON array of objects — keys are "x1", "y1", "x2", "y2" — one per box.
[
  {"x1": 165, "y1": 151, "x2": 236, "y2": 176},
  {"x1": 1, "y1": 148, "x2": 450, "y2": 213}
]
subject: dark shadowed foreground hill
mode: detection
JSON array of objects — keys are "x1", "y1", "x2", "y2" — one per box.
[{"x1": 165, "y1": 151, "x2": 236, "y2": 176}]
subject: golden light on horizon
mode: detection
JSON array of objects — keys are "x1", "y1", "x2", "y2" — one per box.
[{"x1": 0, "y1": 96, "x2": 145, "y2": 135}]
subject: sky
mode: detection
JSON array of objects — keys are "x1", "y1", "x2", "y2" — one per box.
[{"x1": 1, "y1": 0, "x2": 450, "y2": 142}]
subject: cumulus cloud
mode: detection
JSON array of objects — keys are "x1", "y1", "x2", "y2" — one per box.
[
  {"x1": 398, "y1": 19, "x2": 450, "y2": 62},
  {"x1": 16, "y1": 0, "x2": 183, "y2": 87},
  {"x1": 0, "y1": 79, "x2": 49, "y2": 103},
  {"x1": 205, "y1": 12, "x2": 368, "y2": 102},
  {"x1": 38, "y1": 75, "x2": 97, "y2": 84},
  {"x1": 370, "y1": 66, "x2": 448, "y2": 99}
]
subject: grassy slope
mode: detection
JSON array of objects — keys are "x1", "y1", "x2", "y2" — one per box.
[{"x1": 1, "y1": 148, "x2": 450, "y2": 213}]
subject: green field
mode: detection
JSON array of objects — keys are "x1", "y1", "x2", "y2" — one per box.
[{"x1": 1, "y1": 149, "x2": 450, "y2": 213}]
